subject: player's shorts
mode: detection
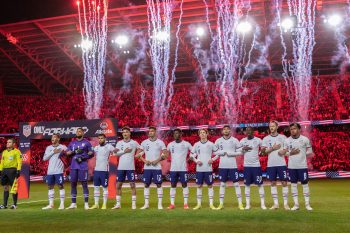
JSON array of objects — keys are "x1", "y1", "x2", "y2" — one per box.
[
  {"x1": 266, "y1": 166, "x2": 288, "y2": 181},
  {"x1": 93, "y1": 170, "x2": 109, "y2": 187},
  {"x1": 117, "y1": 170, "x2": 135, "y2": 183},
  {"x1": 218, "y1": 168, "x2": 239, "y2": 183},
  {"x1": 288, "y1": 168, "x2": 308, "y2": 184},
  {"x1": 143, "y1": 169, "x2": 162, "y2": 185},
  {"x1": 70, "y1": 169, "x2": 88, "y2": 182},
  {"x1": 1, "y1": 168, "x2": 17, "y2": 186},
  {"x1": 196, "y1": 172, "x2": 213, "y2": 185},
  {"x1": 46, "y1": 173, "x2": 64, "y2": 186},
  {"x1": 243, "y1": 167, "x2": 263, "y2": 186},
  {"x1": 170, "y1": 171, "x2": 188, "y2": 185}
]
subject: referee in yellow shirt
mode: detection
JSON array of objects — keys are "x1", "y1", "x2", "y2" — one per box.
[{"x1": 0, "y1": 138, "x2": 22, "y2": 209}]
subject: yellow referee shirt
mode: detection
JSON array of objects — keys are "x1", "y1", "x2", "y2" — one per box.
[{"x1": 0, "y1": 148, "x2": 22, "y2": 171}]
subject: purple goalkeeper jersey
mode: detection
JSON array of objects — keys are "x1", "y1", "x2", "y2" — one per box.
[{"x1": 67, "y1": 138, "x2": 93, "y2": 170}]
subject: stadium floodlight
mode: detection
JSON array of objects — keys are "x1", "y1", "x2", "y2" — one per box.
[
  {"x1": 115, "y1": 35, "x2": 129, "y2": 46},
  {"x1": 280, "y1": 16, "x2": 297, "y2": 32},
  {"x1": 324, "y1": 14, "x2": 343, "y2": 27},
  {"x1": 196, "y1": 27, "x2": 205, "y2": 37},
  {"x1": 80, "y1": 39, "x2": 93, "y2": 51},
  {"x1": 236, "y1": 21, "x2": 253, "y2": 34}
]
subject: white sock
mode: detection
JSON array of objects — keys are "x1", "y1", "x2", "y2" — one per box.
[
  {"x1": 245, "y1": 185, "x2": 250, "y2": 206},
  {"x1": 102, "y1": 187, "x2": 108, "y2": 206},
  {"x1": 94, "y1": 186, "x2": 100, "y2": 205},
  {"x1": 59, "y1": 189, "x2": 65, "y2": 205},
  {"x1": 157, "y1": 187, "x2": 163, "y2": 205},
  {"x1": 271, "y1": 186, "x2": 278, "y2": 205},
  {"x1": 291, "y1": 183, "x2": 299, "y2": 206},
  {"x1": 132, "y1": 195, "x2": 136, "y2": 207},
  {"x1": 183, "y1": 187, "x2": 189, "y2": 205},
  {"x1": 144, "y1": 188, "x2": 150, "y2": 206},
  {"x1": 233, "y1": 182, "x2": 242, "y2": 205},
  {"x1": 259, "y1": 185, "x2": 265, "y2": 206},
  {"x1": 219, "y1": 182, "x2": 226, "y2": 205},
  {"x1": 208, "y1": 187, "x2": 214, "y2": 206},
  {"x1": 302, "y1": 184, "x2": 310, "y2": 206},
  {"x1": 170, "y1": 188, "x2": 176, "y2": 205},
  {"x1": 48, "y1": 189, "x2": 54, "y2": 206},
  {"x1": 282, "y1": 186, "x2": 289, "y2": 206},
  {"x1": 116, "y1": 195, "x2": 121, "y2": 206},
  {"x1": 197, "y1": 187, "x2": 202, "y2": 205}
]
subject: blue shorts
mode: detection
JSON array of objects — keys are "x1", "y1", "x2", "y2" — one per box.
[
  {"x1": 143, "y1": 170, "x2": 162, "y2": 185},
  {"x1": 219, "y1": 168, "x2": 239, "y2": 183},
  {"x1": 244, "y1": 167, "x2": 263, "y2": 186},
  {"x1": 196, "y1": 172, "x2": 213, "y2": 185},
  {"x1": 117, "y1": 170, "x2": 135, "y2": 182},
  {"x1": 70, "y1": 169, "x2": 88, "y2": 182},
  {"x1": 93, "y1": 171, "x2": 109, "y2": 187},
  {"x1": 170, "y1": 171, "x2": 188, "y2": 185},
  {"x1": 289, "y1": 168, "x2": 308, "y2": 184},
  {"x1": 266, "y1": 166, "x2": 288, "y2": 181},
  {"x1": 46, "y1": 174, "x2": 64, "y2": 186}
]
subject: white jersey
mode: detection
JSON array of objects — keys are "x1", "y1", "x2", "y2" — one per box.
[
  {"x1": 215, "y1": 136, "x2": 242, "y2": 169},
  {"x1": 116, "y1": 139, "x2": 140, "y2": 170},
  {"x1": 240, "y1": 137, "x2": 262, "y2": 167},
  {"x1": 283, "y1": 135, "x2": 312, "y2": 169},
  {"x1": 93, "y1": 144, "x2": 115, "y2": 171},
  {"x1": 262, "y1": 134, "x2": 287, "y2": 167},
  {"x1": 191, "y1": 140, "x2": 218, "y2": 172},
  {"x1": 140, "y1": 138, "x2": 166, "y2": 170},
  {"x1": 167, "y1": 140, "x2": 192, "y2": 172},
  {"x1": 43, "y1": 144, "x2": 67, "y2": 175}
]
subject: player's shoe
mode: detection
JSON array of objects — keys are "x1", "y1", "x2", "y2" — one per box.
[
  {"x1": 216, "y1": 203, "x2": 224, "y2": 210},
  {"x1": 42, "y1": 205, "x2": 54, "y2": 210},
  {"x1": 58, "y1": 203, "x2": 65, "y2": 210},
  {"x1": 238, "y1": 203, "x2": 244, "y2": 210},
  {"x1": 183, "y1": 204, "x2": 189, "y2": 209},
  {"x1": 269, "y1": 204, "x2": 279, "y2": 210},
  {"x1": 101, "y1": 204, "x2": 107, "y2": 210},
  {"x1": 167, "y1": 204, "x2": 175, "y2": 210},
  {"x1": 0, "y1": 205, "x2": 7, "y2": 209},
  {"x1": 209, "y1": 204, "x2": 216, "y2": 210},
  {"x1": 89, "y1": 204, "x2": 99, "y2": 210},
  {"x1": 111, "y1": 204, "x2": 121, "y2": 210},
  {"x1": 261, "y1": 205, "x2": 267, "y2": 210},
  {"x1": 84, "y1": 203, "x2": 89, "y2": 210},
  {"x1": 244, "y1": 205, "x2": 251, "y2": 210},
  {"x1": 66, "y1": 203, "x2": 77, "y2": 209},
  {"x1": 305, "y1": 205, "x2": 313, "y2": 211},
  {"x1": 193, "y1": 204, "x2": 201, "y2": 210},
  {"x1": 291, "y1": 205, "x2": 300, "y2": 211},
  {"x1": 140, "y1": 204, "x2": 149, "y2": 210},
  {"x1": 158, "y1": 204, "x2": 163, "y2": 210},
  {"x1": 10, "y1": 205, "x2": 17, "y2": 209},
  {"x1": 132, "y1": 204, "x2": 137, "y2": 210},
  {"x1": 284, "y1": 204, "x2": 290, "y2": 210}
]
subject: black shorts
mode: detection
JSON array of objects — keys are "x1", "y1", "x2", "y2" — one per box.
[{"x1": 1, "y1": 168, "x2": 17, "y2": 186}]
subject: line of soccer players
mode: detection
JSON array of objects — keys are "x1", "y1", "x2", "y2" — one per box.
[{"x1": 41, "y1": 121, "x2": 314, "y2": 211}]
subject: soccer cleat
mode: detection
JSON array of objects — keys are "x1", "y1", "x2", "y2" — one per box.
[
  {"x1": 66, "y1": 203, "x2": 77, "y2": 209},
  {"x1": 305, "y1": 205, "x2": 313, "y2": 211},
  {"x1": 158, "y1": 204, "x2": 163, "y2": 210},
  {"x1": 216, "y1": 203, "x2": 224, "y2": 210},
  {"x1": 284, "y1": 204, "x2": 290, "y2": 210},
  {"x1": 10, "y1": 205, "x2": 17, "y2": 209},
  {"x1": 209, "y1": 204, "x2": 216, "y2": 210},
  {"x1": 261, "y1": 205, "x2": 267, "y2": 210},
  {"x1": 84, "y1": 203, "x2": 90, "y2": 210},
  {"x1": 140, "y1": 204, "x2": 149, "y2": 210},
  {"x1": 89, "y1": 204, "x2": 99, "y2": 210},
  {"x1": 244, "y1": 205, "x2": 251, "y2": 210},
  {"x1": 42, "y1": 205, "x2": 54, "y2": 210},
  {"x1": 58, "y1": 204, "x2": 65, "y2": 210},
  {"x1": 269, "y1": 204, "x2": 279, "y2": 210},
  {"x1": 0, "y1": 205, "x2": 7, "y2": 209},
  {"x1": 101, "y1": 204, "x2": 107, "y2": 210},
  {"x1": 132, "y1": 204, "x2": 137, "y2": 210},
  {"x1": 291, "y1": 205, "x2": 300, "y2": 211},
  {"x1": 183, "y1": 204, "x2": 189, "y2": 209},
  {"x1": 167, "y1": 204, "x2": 175, "y2": 210},
  {"x1": 111, "y1": 204, "x2": 121, "y2": 210},
  {"x1": 238, "y1": 203, "x2": 244, "y2": 210},
  {"x1": 193, "y1": 204, "x2": 201, "y2": 210}
]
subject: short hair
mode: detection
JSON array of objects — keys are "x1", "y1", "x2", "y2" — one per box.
[
  {"x1": 7, "y1": 138, "x2": 16, "y2": 144},
  {"x1": 289, "y1": 122, "x2": 301, "y2": 129},
  {"x1": 173, "y1": 128, "x2": 182, "y2": 133},
  {"x1": 269, "y1": 120, "x2": 279, "y2": 127},
  {"x1": 98, "y1": 134, "x2": 106, "y2": 138},
  {"x1": 77, "y1": 127, "x2": 84, "y2": 132},
  {"x1": 122, "y1": 126, "x2": 131, "y2": 132},
  {"x1": 223, "y1": 125, "x2": 231, "y2": 129},
  {"x1": 52, "y1": 133, "x2": 61, "y2": 139},
  {"x1": 198, "y1": 128, "x2": 208, "y2": 135},
  {"x1": 149, "y1": 126, "x2": 157, "y2": 131}
]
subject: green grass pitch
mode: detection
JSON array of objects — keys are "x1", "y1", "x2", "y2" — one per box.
[{"x1": 0, "y1": 179, "x2": 349, "y2": 233}]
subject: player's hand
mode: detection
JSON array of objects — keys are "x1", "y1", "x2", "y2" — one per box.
[
  {"x1": 145, "y1": 160, "x2": 151, "y2": 165},
  {"x1": 16, "y1": 170, "x2": 20, "y2": 178},
  {"x1": 197, "y1": 161, "x2": 203, "y2": 166},
  {"x1": 75, "y1": 156, "x2": 83, "y2": 164},
  {"x1": 151, "y1": 161, "x2": 158, "y2": 166},
  {"x1": 272, "y1": 143, "x2": 281, "y2": 151},
  {"x1": 242, "y1": 145, "x2": 252, "y2": 152},
  {"x1": 135, "y1": 153, "x2": 141, "y2": 158},
  {"x1": 53, "y1": 148, "x2": 62, "y2": 154},
  {"x1": 290, "y1": 148, "x2": 300, "y2": 156},
  {"x1": 208, "y1": 159, "x2": 214, "y2": 165},
  {"x1": 124, "y1": 148, "x2": 132, "y2": 153},
  {"x1": 66, "y1": 150, "x2": 73, "y2": 156}
]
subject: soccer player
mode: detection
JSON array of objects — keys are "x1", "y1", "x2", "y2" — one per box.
[
  {"x1": 138, "y1": 126, "x2": 167, "y2": 210},
  {"x1": 166, "y1": 129, "x2": 192, "y2": 210},
  {"x1": 0, "y1": 138, "x2": 22, "y2": 209},
  {"x1": 190, "y1": 128, "x2": 219, "y2": 210},
  {"x1": 42, "y1": 134, "x2": 67, "y2": 210},
  {"x1": 240, "y1": 127, "x2": 266, "y2": 210},
  {"x1": 90, "y1": 134, "x2": 116, "y2": 210},
  {"x1": 113, "y1": 126, "x2": 140, "y2": 210},
  {"x1": 279, "y1": 123, "x2": 314, "y2": 211},
  {"x1": 261, "y1": 121, "x2": 289, "y2": 210},
  {"x1": 215, "y1": 125, "x2": 243, "y2": 210},
  {"x1": 66, "y1": 128, "x2": 94, "y2": 210}
]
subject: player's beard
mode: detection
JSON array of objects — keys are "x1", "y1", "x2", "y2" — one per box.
[{"x1": 77, "y1": 135, "x2": 83, "y2": 139}]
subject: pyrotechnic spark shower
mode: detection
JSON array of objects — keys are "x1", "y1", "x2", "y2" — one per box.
[{"x1": 77, "y1": 0, "x2": 108, "y2": 119}]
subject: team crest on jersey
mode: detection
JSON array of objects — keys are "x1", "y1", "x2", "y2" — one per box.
[{"x1": 23, "y1": 125, "x2": 31, "y2": 138}]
